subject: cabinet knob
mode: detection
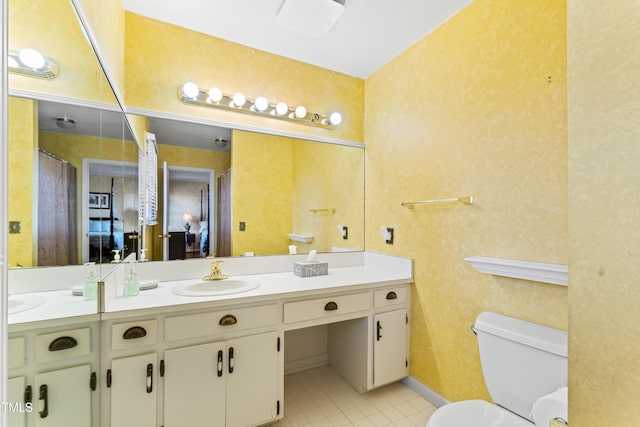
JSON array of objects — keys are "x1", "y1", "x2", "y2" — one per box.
[
  {"x1": 324, "y1": 301, "x2": 338, "y2": 311},
  {"x1": 386, "y1": 291, "x2": 398, "y2": 300}
]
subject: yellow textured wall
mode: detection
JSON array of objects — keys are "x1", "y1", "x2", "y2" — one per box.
[
  {"x1": 75, "y1": 0, "x2": 126, "y2": 101},
  {"x1": 568, "y1": 1, "x2": 640, "y2": 424},
  {"x1": 7, "y1": 97, "x2": 37, "y2": 267},
  {"x1": 124, "y1": 12, "x2": 364, "y2": 142},
  {"x1": 8, "y1": 0, "x2": 115, "y2": 105},
  {"x1": 291, "y1": 141, "x2": 364, "y2": 252},
  {"x1": 365, "y1": 0, "x2": 568, "y2": 401},
  {"x1": 231, "y1": 131, "x2": 293, "y2": 256},
  {"x1": 150, "y1": 145, "x2": 231, "y2": 261}
]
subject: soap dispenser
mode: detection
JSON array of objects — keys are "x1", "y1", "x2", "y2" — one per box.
[
  {"x1": 83, "y1": 262, "x2": 98, "y2": 300},
  {"x1": 123, "y1": 261, "x2": 140, "y2": 297}
]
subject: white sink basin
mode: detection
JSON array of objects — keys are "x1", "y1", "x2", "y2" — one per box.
[
  {"x1": 172, "y1": 278, "x2": 260, "y2": 297},
  {"x1": 8, "y1": 294, "x2": 46, "y2": 315}
]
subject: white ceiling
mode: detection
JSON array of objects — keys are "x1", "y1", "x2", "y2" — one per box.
[{"x1": 121, "y1": 0, "x2": 473, "y2": 79}]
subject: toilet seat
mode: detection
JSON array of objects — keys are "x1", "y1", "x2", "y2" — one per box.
[{"x1": 426, "y1": 400, "x2": 532, "y2": 427}]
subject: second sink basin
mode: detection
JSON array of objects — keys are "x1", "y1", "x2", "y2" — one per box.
[
  {"x1": 172, "y1": 278, "x2": 260, "y2": 297},
  {"x1": 8, "y1": 294, "x2": 46, "y2": 315}
]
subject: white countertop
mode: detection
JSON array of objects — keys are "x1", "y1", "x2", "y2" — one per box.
[{"x1": 8, "y1": 252, "x2": 413, "y2": 325}]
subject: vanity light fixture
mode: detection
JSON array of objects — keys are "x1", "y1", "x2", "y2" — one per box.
[
  {"x1": 8, "y1": 48, "x2": 59, "y2": 79},
  {"x1": 178, "y1": 82, "x2": 343, "y2": 129}
]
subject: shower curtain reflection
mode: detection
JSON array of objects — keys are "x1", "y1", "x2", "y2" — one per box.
[{"x1": 38, "y1": 150, "x2": 78, "y2": 265}]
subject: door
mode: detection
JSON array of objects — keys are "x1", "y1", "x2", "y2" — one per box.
[
  {"x1": 164, "y1": 341, "x2": 226, "y2": 427},
  {"x1": 373, "y1": 309, "x2": 407, "y2": 387},
  {"x1": 162, "y1": 161, "x2": 170, "y2": 260},
  {"x1": 110, "y1": 353, "x2": 156, "y2": 427},
  {"x1": 34, "y1": 364, "x2": 91, "y2": 427},
  {"x1": 226, "y1": 332, "x2": 279, "y2": 427},
  {"x1": 7, "y1": 376, "x2": 27, "y2": 427},
  {"x1": 216, "y1": 169, "x2": 231, "y2": 257}
]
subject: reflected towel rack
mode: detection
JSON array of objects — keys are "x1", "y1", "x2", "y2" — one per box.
[
  {"x1": 310, "y1": 208, "x2": 336, "y2": 213},
  {"x1": 401, "y1": 196, "x2": 474, "y2": 208}
]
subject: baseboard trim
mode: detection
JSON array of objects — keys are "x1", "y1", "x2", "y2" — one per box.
[
  {"x1": 401, "y1": 376, "x2": 449, "y2": 408},
  {"x1": 284, "y1": 354, "x2": 329, "y2": 375}
]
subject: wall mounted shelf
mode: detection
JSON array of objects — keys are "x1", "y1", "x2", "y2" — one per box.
[
  {"x1": 287, "y1": 233, "x2": 314, "y2": 243},
  {"x1": 464, "y1": 256, "x2": 568, "y2": 286}
]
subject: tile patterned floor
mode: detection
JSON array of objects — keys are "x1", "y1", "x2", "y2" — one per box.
[{"x1": 276, "y1": 366, "x2": 437, "y2": 427}]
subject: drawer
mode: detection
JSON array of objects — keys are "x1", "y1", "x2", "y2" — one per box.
[
  {"x1": 35, "y1": 328, "x2": 91, "y2": 363},
  {"x1": 374, "y1": 286, "x2": 408, "y2": 308},
  {"x1": 284, "y1": 292, "x2": 370, "y2": 324},
  {"x1": 8, "y1": 337, "x2": 25, "y2": 369},
  {"x1": 112, "y1": 319, "x2": 158, "y2": 350},
  {"x1": 165, "y1": 304, "x2": 278, "y2": 342}
]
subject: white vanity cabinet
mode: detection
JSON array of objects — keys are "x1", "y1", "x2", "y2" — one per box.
[
  {"x1": 164, "y1": 331, "x2": 279, "y2": 427},
  {"x1": 104, "y1": 303, "x2": 282, "y2": 427},
  {"x1": 373, "y1": 308, "x2": 408, "y2": 387},
  {"x1": 7, "y1": 321, "x2": 99, "y2": 427}
]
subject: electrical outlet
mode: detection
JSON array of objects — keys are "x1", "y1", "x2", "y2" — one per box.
[
  {"x1": 239, "y1": 221, "x2": 246, "y2": 231},
  {"x1": 9, "y1": 221, "x2": 21, "y2": 234}
]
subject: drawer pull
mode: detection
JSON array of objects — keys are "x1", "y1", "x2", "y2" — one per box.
[
  {"x1": 219, "y1": 314, "x2": 237, "y2": 326},
  {"x1": 386, "y1": 291, "x2": 398, "y2": 300},
  {"x1": 48, "y1": 336, "x2": 78, "y2": 352},
  {"x1": 38, "y1": 384, "x2": 48, "y2": 418},
  {"x1": 123, "y1": 326, "x2": 147, "y2": 340},
  {"x1": 324, "y1": 301, "x2": 338, "y2": 311}
]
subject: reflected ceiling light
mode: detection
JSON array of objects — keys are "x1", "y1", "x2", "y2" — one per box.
[
  {"x1": 254, "y1": 96, "x2": 269, "y2": 112},
  {"x1": 8, "y1": 49, "x2": 59, "y2": 80},
  {"x1": 214, "y1": 137, "x2": 228, "y2": 148},
  {"x1": 275, "y1": 102, "x2": 288, "y2": 116},
  {"x1": 56, "y1": 116, "x2": 76, "y2": 129},
  {"x1": 208, "y1": 87, "x2": 223, "y2": 103},
  {"x1": 177, "y1": 82, "x2": 342, "y2": 129},
  {"x1": 181, "y1": 82, "x2": 200, "y2": 99},
  {"x1": 294, "y1": 106, "x2": 307, "y2": 119}
]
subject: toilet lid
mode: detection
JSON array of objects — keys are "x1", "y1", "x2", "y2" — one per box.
[{"x1": 426, "y1": 400, "x2": 533, "y2": 427}]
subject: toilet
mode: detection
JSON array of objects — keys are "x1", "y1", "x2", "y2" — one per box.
[{"x1": 427, "y1": 312, "x2": 568, "y2": 427}]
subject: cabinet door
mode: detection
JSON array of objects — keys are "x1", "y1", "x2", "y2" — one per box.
[
  {"x1": 7, "y1": 376, "x2": 27, "y2": 427},
  {"x1": 110, "y1": 353, "x2": 156, "y2": 427},
  {"x1": 34, "y1": 364, "x2": 91, "y2": 427},
  {"x1": 164, "y1": 341, "x2": 226, "y2": 427},
  {"x1": 373, "y1": 309, "x2": 407, "y2": 387},
  {"x1": 226, "y1": 332, "x2": 279, "y2": 427}
]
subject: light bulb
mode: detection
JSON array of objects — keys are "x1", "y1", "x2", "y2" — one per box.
[
  {"x1": 294, "y1": 106, "x2": 307, "y2": 119},
  {"x1": 254, "y1": 96, "x2": 269, "y2": 111},
  {"x1": 329, "y1": 112, "x2": 342, "y2": 125},
  {"x1": 8, "y1": 56, "x2": 19, "y2": 68},
  {"x1": 275, "y1": 102, "x2": 288, "y2": 116},
  {"x1": 182, "y1": 82, "x2": 200, "y2": 99},
  {"x1": 232, "y1": 92, "x2": 246, "y2": 107},
  {"x1": 18, "y1": 48, "x2": 46, "y2": 69},
  {"x1": 208, "y1": 87, "x2": 223, "y2": 103}
]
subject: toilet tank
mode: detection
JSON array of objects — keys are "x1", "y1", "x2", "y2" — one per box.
[{"x1": 474, "y1": 312, "x2": 567, "y2": 421}]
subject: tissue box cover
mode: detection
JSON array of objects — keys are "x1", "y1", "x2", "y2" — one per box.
[{"x1": 294, "y1": 261, "x2": 328, "y2": 277}]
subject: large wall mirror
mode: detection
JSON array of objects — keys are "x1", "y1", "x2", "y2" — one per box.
[{"x1": 5, "y1": 0, "x2": 364, "y2": 423}]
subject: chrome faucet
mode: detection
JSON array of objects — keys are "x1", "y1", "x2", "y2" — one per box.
[{"x1": 203, "y1": 261, "x2": 228, "y2": 281}]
